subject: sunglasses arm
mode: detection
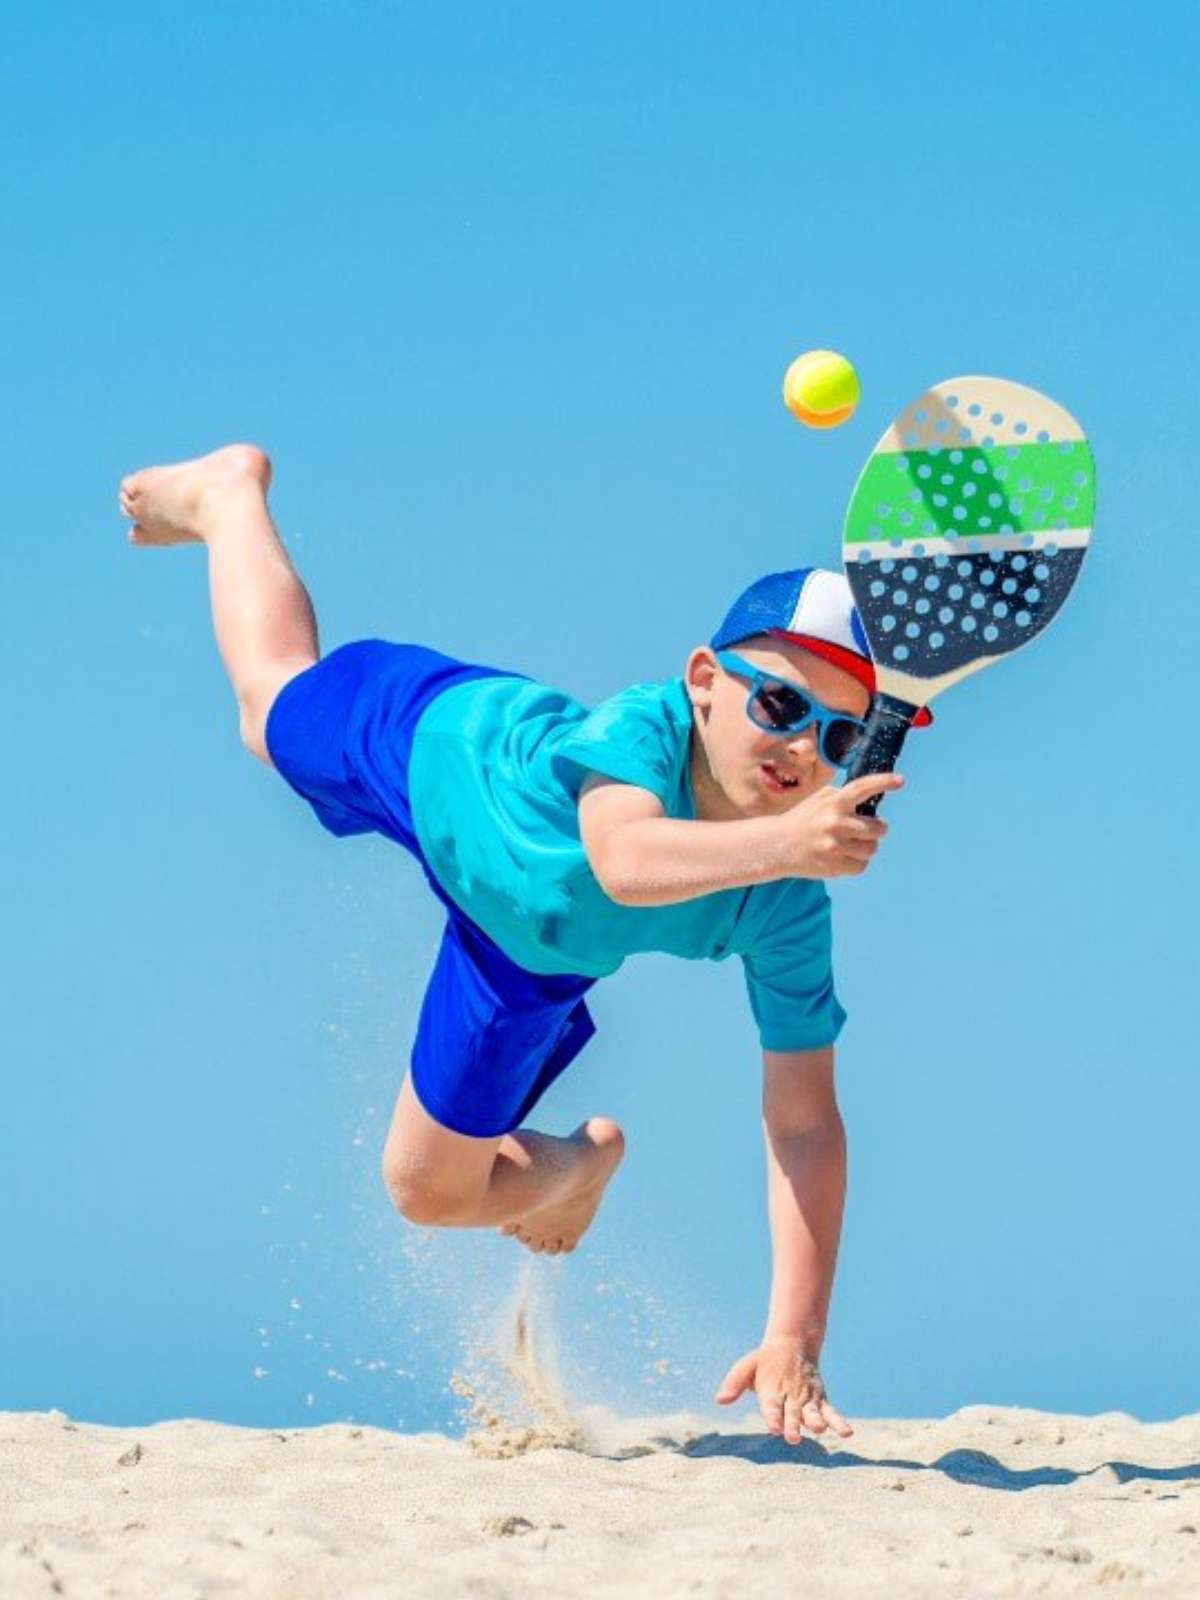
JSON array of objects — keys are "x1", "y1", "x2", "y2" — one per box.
[{"x1": 843, "y1": 692, "x2": 920, "y2": 816}]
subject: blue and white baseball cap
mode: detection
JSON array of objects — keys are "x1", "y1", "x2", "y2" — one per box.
[{"x1": 710, "y1": 566, "x2": 932, "y2": 726}]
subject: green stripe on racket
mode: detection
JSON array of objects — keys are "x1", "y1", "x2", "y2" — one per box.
[{"x1": 843, "y1": 376, "x2": 1094, "y2": 815}]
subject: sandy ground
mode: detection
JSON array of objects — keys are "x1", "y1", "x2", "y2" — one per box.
[
  {"x1": 3, "y1": 1400, "x2": 1200, "y2": 1599},
  {"x1": 5, "y1": 1267, "x2": 1198, "y2": 1597}
]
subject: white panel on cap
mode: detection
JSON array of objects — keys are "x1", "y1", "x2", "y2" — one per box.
[{"x1": 786, "y1": 568, "x2": 858, "y2": 654}]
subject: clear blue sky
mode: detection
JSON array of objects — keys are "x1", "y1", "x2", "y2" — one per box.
[{"x1": 3, "y1": 1, "x2": 1197, "y2": 1435}]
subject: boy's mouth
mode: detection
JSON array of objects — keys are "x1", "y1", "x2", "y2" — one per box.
[{"x1": 760, "y1": 761, "x2": 799, "y2": 793}]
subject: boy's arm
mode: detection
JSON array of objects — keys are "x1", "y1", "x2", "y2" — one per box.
[
  {"x1": 715, "y1": 1046, "x2": 854, "y2": 1445},
  {"x1": 578, "y1": 773, "x2": 898, "y2": 905},
  {"x1": 759, "y1": 1046, "x2": 846, "y2": 1352},
  {"x1": 578, "y1": 774, "x2": 783, "y2": 901}
]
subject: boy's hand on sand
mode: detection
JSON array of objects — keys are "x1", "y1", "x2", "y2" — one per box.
[
  {"x1": 775, "y1": 774, "x2": 902, "y2": 879},
  {"x1": 715, "y1": 1337, "x2": 854, "y2": 1446}
]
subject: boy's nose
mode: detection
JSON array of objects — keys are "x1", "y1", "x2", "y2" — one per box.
[{"x1": 785, "y1": 725, "x2": 820, "y2": 759}]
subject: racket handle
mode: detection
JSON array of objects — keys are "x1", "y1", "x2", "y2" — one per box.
[{"x1": 845, "y1": 692, "x2": 919, "y2": 816}]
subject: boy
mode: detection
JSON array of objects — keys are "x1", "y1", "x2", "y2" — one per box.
[{"x1": 119, "y1": 442, "x2": 908, "y2": 1448}]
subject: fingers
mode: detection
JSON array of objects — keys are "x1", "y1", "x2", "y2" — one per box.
[
  {"x1": 760, "y1": 1392, "x2": 785, "y2": 1436},
  {"x1": 793, "y1": 788, "x2": 893, "y2": 878},
  {"x1": 782, "y1": 1392, "x2": 804, "y2": 1445},
  {"x1": 841, "y1": 837, "x2": 879, "y2": 863},
  {"x1": 822, "y1": 1400, "x2": 854, "y2": 1438},
  {"x1": 715, "y1": 1353, "x2": 757, "y2": 1404},
  {"x1": 840, "y1": 772, "x2": 905, "y2": 807},
  {"x1": 829, "y1": 817, "x2": 888, "y2": 876},
  {"x1": 801, "y1": 1398, "x2": 827, "y2": 1435},
  {"x1": 831, "y1": 850, "x2": 873, "y2": 877},
  {"x1": 756, "y1": 1383, "x2": 853, "y2": 1448},
  {"x1": 768, "y1": 1390, "x2": 828, "y2": 1445},
  {"x1": 847, "y1": 814, "x2": 888, "y2": 840}
]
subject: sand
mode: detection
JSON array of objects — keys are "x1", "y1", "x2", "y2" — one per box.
[
  {"x1": 5, "y1": 1272, "x2": 1199, "y2": 1597},
  {"x1": 4, "y1": 1401, "x2": 1200, "y2": 1597}
]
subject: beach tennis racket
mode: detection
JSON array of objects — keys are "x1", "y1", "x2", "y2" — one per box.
[{"x1": 842, "y1": 376, "x2": 1094, "y2": 814}]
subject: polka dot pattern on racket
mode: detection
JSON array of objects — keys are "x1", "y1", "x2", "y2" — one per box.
[{"x1": 848, "y1": 541, "x2": 1083, "y2": 673}]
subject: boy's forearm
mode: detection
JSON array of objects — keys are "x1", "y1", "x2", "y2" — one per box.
[
  {"x1": 599, "y1": 815, "x2": 788, "y2": 906},
  {"x1": 762, "y1": 1114, "x2": 847, "y2": 1353}
]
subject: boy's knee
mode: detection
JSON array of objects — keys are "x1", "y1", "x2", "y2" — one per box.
[
  {"x1": 239, "y1": 708, "x2": 271, "y2": 765},
  {"x1": 238, "y1": 659, "x2": 315, "y2": 766},
  {"x1": 381, "y1": 1153, "x2": 479, "y2": 1227}
]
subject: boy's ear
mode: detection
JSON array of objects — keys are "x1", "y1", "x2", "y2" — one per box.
[{"x1": 684, "y1": 646, "x2": 719, "y2": 711}]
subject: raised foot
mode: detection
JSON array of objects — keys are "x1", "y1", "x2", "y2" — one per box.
[
  {"x1": 119, "y1": 443, "x2": 272, "y2": 546},
  {"x1": 498, "y1": 1117, "x2": 625, "y2": 1256}
]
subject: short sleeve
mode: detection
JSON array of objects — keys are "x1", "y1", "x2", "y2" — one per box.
[
  {"x1": 551, "y1": 681, "x2": 686, "y2": 808},
  {"x1": 742, "y1": 881, "x2": 847, "y2": 1052}
]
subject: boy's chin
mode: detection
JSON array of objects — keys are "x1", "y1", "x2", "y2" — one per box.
[{"x1": 736, "y1": 783, "x2": 801, "y2": 816}]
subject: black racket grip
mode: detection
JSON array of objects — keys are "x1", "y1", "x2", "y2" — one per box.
[{"x1": 844, "y1": 692, "x2": 919, "y2": 816}]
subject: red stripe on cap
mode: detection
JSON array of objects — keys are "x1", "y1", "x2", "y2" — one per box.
[{"x1": 769, "y1": 629, "x2": 934, "y2": 728}]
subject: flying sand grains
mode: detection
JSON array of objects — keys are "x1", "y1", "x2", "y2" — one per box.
[{"x1": 451, "y1": 1264, "x2": 595, "y2": 1459}]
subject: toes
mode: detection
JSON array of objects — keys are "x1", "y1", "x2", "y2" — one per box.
[
  {"x1": 502, "y1": 1217, "x2": 586, "y2": 1256},
  {"x1": 580, "y1": 1115, "x2": 626, "y2": 1155},
  {"x1": 534, "y1": 1235, "x2": 578, "y2": 1257},
  {"x1": 506, "y1": 1226, "x2": 545, "y2": 1254}
]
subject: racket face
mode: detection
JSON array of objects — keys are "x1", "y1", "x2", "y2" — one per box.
[{"x1": 842, "y1": 377, "x2": 1093, "y2": 706}]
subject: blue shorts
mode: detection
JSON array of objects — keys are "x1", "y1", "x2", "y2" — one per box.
[{"x1": 264, "y1": 640, "x2": 597, "y2": 1139}]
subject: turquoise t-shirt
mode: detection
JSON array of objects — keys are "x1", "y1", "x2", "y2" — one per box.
[{"x1": 408, "y1": 674, "x2": 846, "y2": 1053}]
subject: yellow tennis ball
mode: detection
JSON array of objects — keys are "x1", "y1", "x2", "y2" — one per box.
[{"x1": 782, "y1": 350, "x2": 860, "y2": 429}]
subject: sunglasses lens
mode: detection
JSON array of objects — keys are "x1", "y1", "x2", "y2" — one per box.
[
  {"x1": 750, "y1": 681, "x2": 811, "y2": 732},
  {"x1": 823, "y1": 719, "x2": 865, "y2": 768}
]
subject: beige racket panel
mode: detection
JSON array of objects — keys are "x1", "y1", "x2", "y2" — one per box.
[{"x1": 874, "y1": 376, "x2": 1087, "y2": 457}]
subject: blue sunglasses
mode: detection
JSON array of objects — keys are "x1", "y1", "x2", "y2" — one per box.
[{"x1": 715, "y1": 650, "x2": 868, "y2": 771}]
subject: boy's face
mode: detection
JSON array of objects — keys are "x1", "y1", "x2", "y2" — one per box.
[{"x1": 684, "y1": 634, "x2": 872, "y2": 820}]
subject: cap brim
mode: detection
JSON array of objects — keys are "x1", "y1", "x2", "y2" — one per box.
[{"x1": 770, "y1": 629, "x2": 934, "y2": 727}]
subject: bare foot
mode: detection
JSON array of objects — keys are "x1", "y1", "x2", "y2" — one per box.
[
  {"x1": 119, "y1": 443, "x2": 272, "y2": 547},
  {"x1": 498, "y1": 1117, "x2": 625, "y2": 1256}
]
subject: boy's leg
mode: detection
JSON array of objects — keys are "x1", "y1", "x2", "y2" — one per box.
[
  {"x1": 387, "y1": 917, "x2": 624, "y2": 1254},
  {"x1": 381, "y1": 1076, "x2": 625, "y2": 1256},
  {"x1": 119, "y1": 443, "x2": 318, "y2": 761}
]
